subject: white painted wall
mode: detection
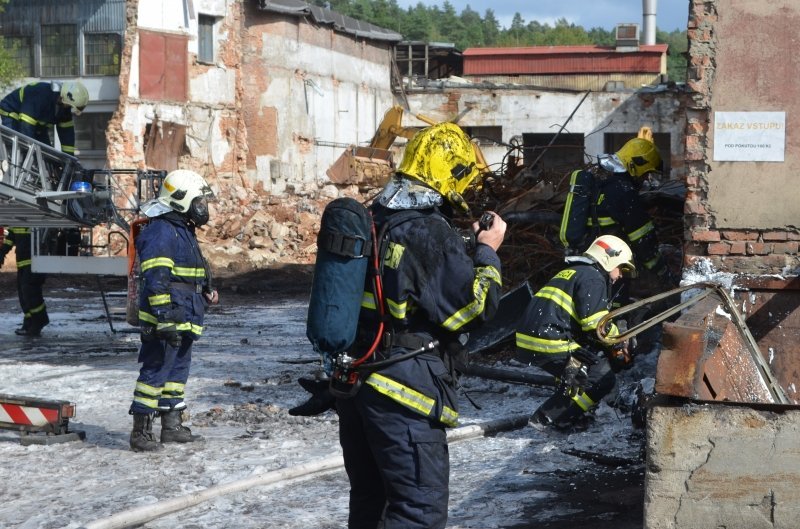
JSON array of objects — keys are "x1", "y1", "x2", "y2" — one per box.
[
  {"x1": 250, "y1": 32, "x2": 396, "y2": 194},
  {"x1": 405, "y1": 89, "x2": 684, "y2": 178}
]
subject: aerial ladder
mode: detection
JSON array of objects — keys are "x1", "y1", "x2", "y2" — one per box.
[
  {"x1": 0, "y1": 123, "x2": 163, "y2": 444},
  {"x1": 0, "y1": 122, "x2": 162, "y2": 315}
]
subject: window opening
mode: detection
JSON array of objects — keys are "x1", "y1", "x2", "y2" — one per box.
[
  {"x1": 198, "y1": 15, "x2": 215, "y2": 64},
  {"x1": 42, "y1": 24, "x2": 78, "y2": 77},
  {"x1": 85, "y1": 33, "x2": 121, "y2": 76}
]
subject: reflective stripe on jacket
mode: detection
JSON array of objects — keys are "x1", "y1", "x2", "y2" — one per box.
[
  {"x1": 0, "y1": 227, "x2": 32, "y2": 268},
  {"x1": 516, "y1": 260, "x2": 618, "y2": 358},
  {"x1": 136, "y1": 213, "x2": 208, "y2": 339},
  {"x1": 355, "y1": 204, "x2": 503, "y2": 427},
  {"x1": 591, "y1": 174, "x2": 664, "y2": 272},
  {"x1": 0, "y1": 82, "x2": 76, "y2": 154}
]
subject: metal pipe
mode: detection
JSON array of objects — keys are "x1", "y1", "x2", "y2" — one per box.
[{"x1": 642, "y1": 0, "x2": 657, "y2": 45}]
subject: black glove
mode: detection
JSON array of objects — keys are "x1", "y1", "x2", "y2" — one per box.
[
  {"x1": 288, "y1": 378, "x2": 336, "y2": 416},
  {"x1": 571, "y1": 348, "x2": 599, "y2": 366},
  {"x1": 607, "y1": 344, "x2": 634, "y2": 372},
  {"x1": 156, "y1": 324, "x2": 182, "y2": 347},
  {"x1": 656, "y1": 263, "x2": 680, "y2": 289},
  {"x1": 561, "y1": 356, "x2": 589, "y2": 397}
]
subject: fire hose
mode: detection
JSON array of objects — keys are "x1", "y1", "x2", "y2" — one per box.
[
  {"x1": 595, "y1": 281, "x2": 789, "y2": 405},
  {"x1": 78, "y1": 414, "x2": 531, "y2": 529}
]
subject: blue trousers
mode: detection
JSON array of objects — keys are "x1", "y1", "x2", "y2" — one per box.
[
  {"x1": 337, "y1": 384, "x2": 449, "y2": 529},
  {"x1": 129, "y1": 335, "x2": 193, "y2": 414}
]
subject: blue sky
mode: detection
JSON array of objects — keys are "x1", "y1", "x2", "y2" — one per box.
[{"x1": 395, "y1": 0, "x2": 690, "y2": 32}]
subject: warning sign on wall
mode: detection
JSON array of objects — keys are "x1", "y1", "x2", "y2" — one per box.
[{"x1": 713, "y1": 111, "x2": 785, "y2": 162}]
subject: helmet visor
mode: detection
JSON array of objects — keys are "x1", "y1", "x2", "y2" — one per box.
[{"x1": 619, "y1": 262, "x2": 637, "y2": 278}]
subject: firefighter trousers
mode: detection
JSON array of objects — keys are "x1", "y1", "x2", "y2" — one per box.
[
  {"x1": 129, "y1": 335, "x2": 194, "y2": 415},
  {"x1": 17, "y1": 266, "x2": 48, "y2": 331},
  {"x1": 337, "y1": 383, "x2": 449, "y2": 529}
]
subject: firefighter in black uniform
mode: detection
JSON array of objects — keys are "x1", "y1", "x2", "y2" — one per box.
[
  {"x1": 330, "y1": 123, "x2": 506, "y2": 529},
  {"x1": 128, "y1": 170, "x2": 219, "y2": 452},
  {"x1": 0, "y1": 80, "x2": 89, "y2": 155},
  {"x1": 0, "y1": 227, "x2": 49, "y2": 336},
  {"x1": 516, "y1": 235, "x2": 634, "y2": 430},
  {"x1": 560, "y1": 136, "x2": 678, "y2": 291}
]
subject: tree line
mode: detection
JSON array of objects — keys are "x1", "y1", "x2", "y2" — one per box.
[{"x1": 311, "y1": 0, "x2": 688, "y2": 81}]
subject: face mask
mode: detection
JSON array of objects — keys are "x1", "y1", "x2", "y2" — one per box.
[{"x1": 188, "y1": 196, "x2": 209, "y2": 226}]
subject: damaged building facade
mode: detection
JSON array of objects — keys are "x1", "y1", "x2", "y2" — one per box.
[
  {"x1": 645, "y1": 1, "x2": 800, "y2": 528},
  {"x1": 0, "y1": 0, "x2": 688, "y2": 272}
]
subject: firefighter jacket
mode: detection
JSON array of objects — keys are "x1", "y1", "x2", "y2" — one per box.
[
  {"x1": 136, "y1": 213, "x2": 209, "y2": 340},
  {"x1": 356, "y1": 204, "x2": 503, "y2": 427},
  {"x1": 516, "y1": 258, "x2": 619, "y2": 361},
  {"x1": 591, "y1": 173, "x2": 667, "y2": 275},
  {"x1": 0, "y1": 227, "x2": 32, "y2": 268},
  {"x1": 0, "y1": 82, "x2": 76, "y2": 155}
]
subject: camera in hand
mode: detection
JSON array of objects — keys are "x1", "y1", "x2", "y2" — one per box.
[{"x1": 479, "y1": 212, "x2": 494, "y2": 231}]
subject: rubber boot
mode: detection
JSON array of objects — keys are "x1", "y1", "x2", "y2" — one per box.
[
  {"x1": 160, "y1": 409, "x2": 203, "y2": 443},
  {"x1": 130, "y1": 413, "x2": 164, "y2": 452}
]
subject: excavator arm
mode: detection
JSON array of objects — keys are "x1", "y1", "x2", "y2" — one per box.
[{"x1": 327, "y1": 105, "x2": 490, "y2": 187}]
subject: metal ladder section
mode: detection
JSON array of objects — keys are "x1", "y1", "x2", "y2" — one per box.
[
  {"x1": 0, "y1": 123, "x2": 88, "y2": 227},
  {"x1": 0, "y1": 123, "x2": 167, "y2": 331}
]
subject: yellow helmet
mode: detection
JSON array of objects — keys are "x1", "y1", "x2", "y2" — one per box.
[
  {"x1": 396, "y1": 122, "x2": 480, "y2": 213},
  {"x1": 615, "y1": 137, "x2": 662, "y2": 178},
  {"x1": 584, "y1": 235, "x2": 636, "y2": 276}
]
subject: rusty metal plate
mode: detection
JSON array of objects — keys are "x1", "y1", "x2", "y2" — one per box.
[{"x1": 656, "y1": 292, "x2": 776, "y2": 403}]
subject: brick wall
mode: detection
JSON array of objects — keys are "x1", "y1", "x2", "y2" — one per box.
[{"x1": 684, "y1": 0, "x2": 800, "y2": 275}]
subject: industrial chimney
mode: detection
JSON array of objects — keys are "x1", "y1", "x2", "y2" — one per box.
[{"x1": 642, "y1": 0, "x2": 657, "y2": 45}]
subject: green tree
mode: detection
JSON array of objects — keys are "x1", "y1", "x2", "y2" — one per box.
[
  {"x1": 481, "y1": 9, "x2": 501, "y2": 46},
  {"x1": 0, "y1": 0, "x2": 23, "y2": 89},
  {"x1": 657, "y1": 28, "x2": 688, "y2": 82},
  {"x1": 459, "y1": 5, "x2": 485, "y2": 48}
]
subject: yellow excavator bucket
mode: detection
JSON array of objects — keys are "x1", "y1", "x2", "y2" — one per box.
[{"x1": 326, "y1": 145, "x2": 394, "y2": 187}]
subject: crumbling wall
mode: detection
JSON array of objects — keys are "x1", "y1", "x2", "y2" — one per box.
[
  {"x1": 645, "y1": 405, "x2": 800, "y2": 529},
  {"x1": 240, "y1": 3, "x2": 396, "y2": 197},
  {"x1": 685, "y1": 0, "x2": 800, "y2": 275},
  {"x1": 405, "y1": 87, "x2": 687, "y2": 180}
]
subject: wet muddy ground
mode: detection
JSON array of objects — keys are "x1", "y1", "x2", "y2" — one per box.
[{"x1": 0, "y1": 269, "x2": 647, "y2": 528}]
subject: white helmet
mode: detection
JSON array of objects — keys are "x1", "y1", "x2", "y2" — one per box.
[
  {"x1": 157, "y1": 170, "x2": 214, "y2": 225},
  {"x1": 60, "y1": 81, "x2": 89, "y2": 115},
  {"x1": 583, "y1": 235, "x2": 636, "y2": 276}
]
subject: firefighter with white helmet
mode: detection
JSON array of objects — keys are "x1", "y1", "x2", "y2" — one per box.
[
  {"x1": 128, "y1": 169, "x2": 219, "y2": 452},
  {"x1": 0, "y1": 80, "x2": 89, "y2": 155},
  {"x1": 516, "y1": 235, "x2": 634, "y2": 431}
]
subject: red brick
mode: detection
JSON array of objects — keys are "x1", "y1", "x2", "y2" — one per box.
[
  {"x1": 691, "y1": 229, "x2": 721, "y2": 242},
  {"x1": 763, "y1": 231, "x2": 789, "y2": 242},
  {"x1": 707, "y1": 242, "x2": 729, "y2": 255},
  {"x1": 772, "y1": 242, "x2": 799, "y2": 254},
  {"x1": 728, "y1": 241, "x2": 747, "y2": 255},
  {"x1": 721, "y1": 230, "x2": 757, "y2": 241},
  {"x1": 746, "y1": 243, "x2": 770, "y2": 255},
  {"x1": 684, "y1": 200, "x2": 707, "y2": 215},
  {"x1": 788, "y1": 232, "x2": 800, "y2": 241}
]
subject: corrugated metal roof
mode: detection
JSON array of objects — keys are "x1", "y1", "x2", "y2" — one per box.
[
  {"x1": 0, "y1": 0, "x2": 125, "y2": 35},
  {"x1": 462, "y1": 44, "x2": 667, "y2": 75},
  {"x1": 257, "y1": 0, "x2": 402, "y2": 43},
  {"x1": 463, "y1": 44, "x2": 668, "y2": 56}
]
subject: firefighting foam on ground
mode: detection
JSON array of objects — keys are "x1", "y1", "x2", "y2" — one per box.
[{"x1": 0, "y1": 272, "x2": 653, "y2": 529}]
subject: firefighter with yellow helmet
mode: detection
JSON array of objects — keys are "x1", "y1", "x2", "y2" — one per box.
[
  {"x1": 516, "y1": 235, "x2": 635, "y2": 430},
  {"x1": 333, "y1": 122, "x2": 506, "y2": 528},
  {"x1": 128, "y1": 169, "x2": 219, "y2": 452},
  {"x1": 0, "y1": 80, "x2": 89, "y2": 155},
  {"x1": 559, "y1": 136, "x2": 678, "y2": 290}
]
